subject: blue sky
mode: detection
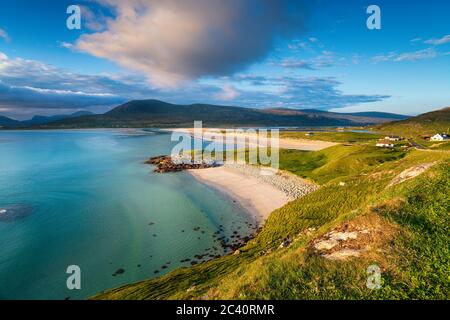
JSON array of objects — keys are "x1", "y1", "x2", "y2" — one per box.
[{"x1": 0, "y1": 0, "x2": 449, "y2": 119}]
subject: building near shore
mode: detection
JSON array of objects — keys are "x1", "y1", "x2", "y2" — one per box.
[
  {"x1": 376, "y1": 141, "x2": 395, "y2": 148},
  {"x1": 385, "y1": 135, "x2": 404, "y2": 141},
  {"x1": 430, "y1": 133, "x2": 449, "y2": 141}
]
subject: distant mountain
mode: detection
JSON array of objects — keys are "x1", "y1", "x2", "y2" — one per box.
[
  {"x1": 0, "y1": 116, "x2": 21, "y2": 128},
  {"x1": 34, "y1": 100, "x2": 410, "y2": 129},
  {"x1": 261, "y1": 108, "x2": 408, "y2": 123},
  {"x1": 346, "y1": 111, "x2": 408, "y2": 120},
  {"x1": 0, "y1": 111, "x2": 94, "y2": 128},
  {"x1": 377, "y1": 107, "x2": 450, "y2": 136},
  {"x1": 21, "y1": 111, "x2": 94, "y2": 126}
]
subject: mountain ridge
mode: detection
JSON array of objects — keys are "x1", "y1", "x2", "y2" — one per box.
[
  {"x1": 15, "y1": 99, "x2": 410, "y2": 129},
  {"x1": 0, "y1": 111, "x2": 94, "y2": 128}
]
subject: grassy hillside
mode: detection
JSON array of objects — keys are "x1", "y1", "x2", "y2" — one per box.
[
  {"x1": 278, "y1": 145, "x2": 406, "y2": 184},
  {"x1": 93, "y1": 143, "x2": 449, "y2": 300},
  {"x1": 280, "y1": 108, "x2": 449, "y2": 150},
  {"x1": 376, "y1": 107, "x2": 450, "y2": 137}
]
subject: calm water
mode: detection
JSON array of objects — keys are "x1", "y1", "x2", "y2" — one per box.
[{"x1": 0, "y1": 130, "x2": 253, "y2": 300}]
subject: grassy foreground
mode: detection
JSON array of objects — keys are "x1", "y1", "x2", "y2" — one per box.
[{"x1": 93, "y1": 143, "x2": 449, "y2": 300}]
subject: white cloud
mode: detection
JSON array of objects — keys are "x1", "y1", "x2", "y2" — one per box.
[
  {"x1": 80, "y1": 5, "x2": 107, "y2": 31},
  {"x1": 277, "y1": 51, "x2": 343, "y2": 69},
  {"x1": 59, "y1": 42, "x2": 74, "y2": 49},
  {"x1": 395, "y1": 48, "x2": 437, "y2": 61},
  {"x1": 424, "y1": 35, "x2": 450, "y2": 46},
  {"x1": 278, "y1": 59, "x2": 315, "y2": 70},
  {"x1": 74, "y1": 0, "x2": 306, "y2": 87},
  {"x1": 0, "y1": 28, "x2": 10, "y2": 42},
  {"x1": 287, "y1": 37, "x2": 323, "y2": 52},
  {"x1": 372, "y1": 48, "x2": 438, "y2": 63},
  {"x1": 215, "y1": 84, "x2": 240, "y2": 101},
  {"x1": 0, "y1": 54, "x2": 144, "y2": 116},
  {"x1": 0, "y1": 52, "x2": 390, "y2": 118}
]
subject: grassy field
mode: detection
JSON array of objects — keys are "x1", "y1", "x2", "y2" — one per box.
[
  {"x1": 94, "y1": 142, "x2": 449, "y2": 300},
  {"x1": 278, "y1": 145, "x2": 406, "y2": 184},
  {"x1": 280, "y1": 131, "x2": 383, "y2": 144},
  {"x1": 280, "y1": 128, "x2": 448, "y2": 151}
]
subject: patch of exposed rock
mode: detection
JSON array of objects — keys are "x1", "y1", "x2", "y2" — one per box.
[
  {"x1": 322, "y1": 249, "x2": 364, "y2": 261},
  {"x1": 311, "y1": 213, "x2": 397, "y2": 261},
  {"x1": 313, "y1": 229, "x2": 370, "y2": 261},
  {"x1": 388, "y1": 162, "x2": 436, "y2": 187}
]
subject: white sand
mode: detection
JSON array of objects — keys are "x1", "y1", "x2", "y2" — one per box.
[
  {"x1": 167, "y1": 128, "x2": 337, "y2": 151},
  {"x1": 276, "y1": 138, "x2": 336, "y2": 151},
  {"x1": 188, "y1": 166, "x2": 317, "y2": 224}
]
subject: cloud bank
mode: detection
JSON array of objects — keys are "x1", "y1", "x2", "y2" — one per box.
[
  {"x1": 0, "y1": 50, "x2": 390, "y2": 119},
  {"x1": 372, "y1": 48, "x2": 438, "y2": 63},
  {"x1": 0, "y1": 53, "x2": 136, "y2": 118},
  {"x1": 425, "y1": 34, "x2": 450, "y2": 46},
  {"x1": 227, "y1": 75, "x2": 390, "y2": 110},
  {"x1": 75, "y1": 0, "x2": 306, "y2": 87}
]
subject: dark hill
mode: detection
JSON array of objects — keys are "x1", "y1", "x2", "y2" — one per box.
[
  {"x1": 0, "y1": 116, "x2": 20, "y2": 128},
  {"x1": 21, "y1": 111, "x2": 94, "y2": 126},
  {"x1": 38, "y1": 100, "x2": 410, "y2": 129}
]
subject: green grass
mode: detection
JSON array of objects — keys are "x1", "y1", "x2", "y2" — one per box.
[
  {"x1": 430, "y1": 141, "x2": 450, "y2": 151},
  {"x1": 375, "y1": 162, "x2": 450, "y2": 299},
  {"x1": 93, "y1": 145, "x2": 449, "y2": 300},
  {"x1": 375, "y1": 107, "x2": 450, "y2": 138},
  {"x1": 278, "y1": 145, "x2": 406, "y2": 184},
  {"x1": 209, "y1": 159, "x2": 449, "y2": 300},
  {"x1": 280, "y1": 131, "x2": 383, "y2": 143}
]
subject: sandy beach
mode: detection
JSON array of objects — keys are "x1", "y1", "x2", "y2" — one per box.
[
  {"x1": 189, "y1": 165, "x2": 318, "y2": 224},
  {"x1": 167, "y1": 128, "x2": 337, "y2": 151}
]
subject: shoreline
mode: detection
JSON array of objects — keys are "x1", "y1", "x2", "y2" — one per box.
[
  {"x1": 166, "y1": 128, "x2": 337, "y2": 151},
  {"x1": 188, "y1": 165, "x2": 318, "y2": 225}
]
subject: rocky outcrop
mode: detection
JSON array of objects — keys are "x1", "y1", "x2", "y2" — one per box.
[
  {"x1": 311, "y1": 212, "x2": 398, "y2": 261},
  {"x1": 388, "y1": 162, "x2": 437, "y2": 187},
  {"x1": 145, "y1": 155, "x2": 219, "y2": 173}
]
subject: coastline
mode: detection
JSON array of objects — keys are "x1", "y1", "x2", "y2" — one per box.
[
  {"x1": 166, "y1": 128, "x2": 337, "y2": 151},
  {"x1": 188, "y1": 165, "x2": 318, "y2": 225}
]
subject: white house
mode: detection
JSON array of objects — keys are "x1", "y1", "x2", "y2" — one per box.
[
  {"x1": 376, "y1": 142, "x2": 394, "y2": 148},
  {"x1": 430, "y1": 134, "x2": 449, "y2": 141},
  {"x1": 384, "y1": 135, "x2": 403, "y2": 141}
]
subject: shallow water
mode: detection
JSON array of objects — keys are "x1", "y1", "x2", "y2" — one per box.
[{"x1": 0, "y1": 130, "x2": 254, "y2": 300}]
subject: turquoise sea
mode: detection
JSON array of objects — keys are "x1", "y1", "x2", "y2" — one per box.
[{"x1": 0, "y1": 130, "x2": 253, "y2": 300}]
